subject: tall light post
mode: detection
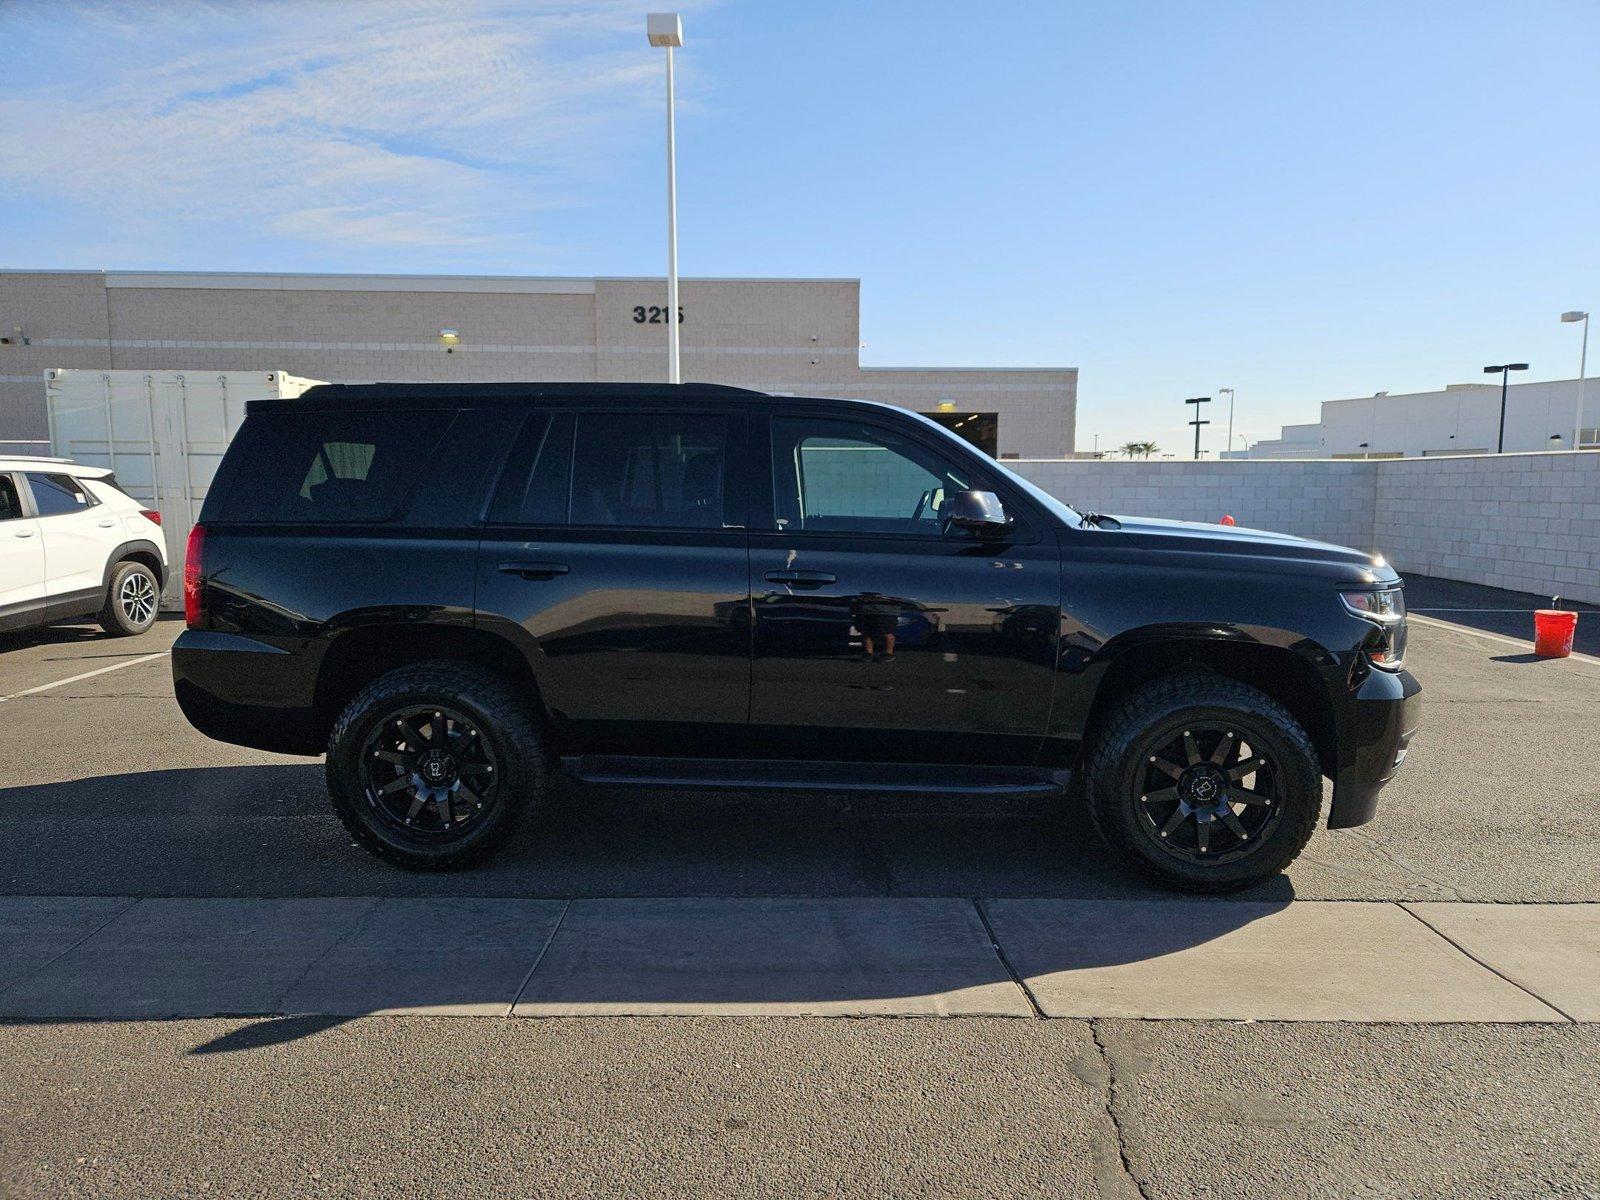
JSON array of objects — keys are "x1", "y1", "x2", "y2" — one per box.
[
  {"x1": 1185, "y1": 396, "x2": 1210, "y2": 460},
  {"x1": 1218, "y1": 387, "x2": 1235, "y2": 452},
  {"x1": 1563, "y1": 311, "x2": 1589, "y2": 449},
  {"x1": 647, "y1": 13, "x2": 684, "y2": 384},
  {"x1": 1483, "y1": 362, "x2": 1529, "y2": 453}
]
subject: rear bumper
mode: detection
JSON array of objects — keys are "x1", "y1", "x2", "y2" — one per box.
[
  {"x1": 1327, "y1": 666, "x2": 1421, "y2": 829},
  {"x1": 171, "y1": 629, "x2": 323, "y2": 756}
]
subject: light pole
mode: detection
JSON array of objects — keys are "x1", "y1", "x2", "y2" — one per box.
[
  {"x1": 647, "y1": 13, "x2": 684, "y2": 384},
  {"x1": 1483, "y1": 362, "x2": 1529, "y2": 453},
  {"x1": 1185, "y1": 396, "x2": 1210, "y2": 460},
  {"x1": 1218, "y1": 387, "x2": 1235, "y2": 452},
  {"x1": 1563, "y1": 311, "x2": 1589, "y2": 449}
]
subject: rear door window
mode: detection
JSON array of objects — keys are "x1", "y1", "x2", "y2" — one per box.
[
  {"x1": 486, "y1": 413, "x2": 575, "y2": 525},
  {"x1": 218, "y1": 411, "x2": 451, "y2": 524},
  {"x1": 0, "y1": 475, "x2": 23, "y2": 521},
  {"x1": 26, "y1": 473, "x2": 98, "y2": 517},
  {"x1": 569, "y1": 412, "x2": 733, "y2": 530}
]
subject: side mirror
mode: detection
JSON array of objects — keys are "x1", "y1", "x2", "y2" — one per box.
[{"x1": 942, "y1": 490, "x2": 1010, "y2": 536}]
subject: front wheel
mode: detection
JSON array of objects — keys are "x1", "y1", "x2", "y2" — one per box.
[
  {"x1": 326, "y1": 661, "x2": 545, "y2": 870},
  {"x1": 1082, "y1": 672, "x2": 1322, "y2": 892}
]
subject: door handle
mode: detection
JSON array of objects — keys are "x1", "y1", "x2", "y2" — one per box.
[
  {"x1": 14, "y1": 529, "x2": 35, "y2": 538},
  {"x1": 498, "y1": 560, "x2": 570, "y2": 581},
  {"x1": 98, "y1": 519, "x2": 117, "y2": 528},
  {"x1": 764, "y1": 569, "x2": 836, "y2": 588}
]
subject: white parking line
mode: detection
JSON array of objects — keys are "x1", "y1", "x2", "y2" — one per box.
[
  {"x1": 1409, "y1": 614, "x2": 1600, "y2": 668},
  {"x1": 0, "y1": 651, "x2": 169, "y2": 703},
  {"x1": 1414, "y1": 607, "x2": 1573, "y2": 613}
]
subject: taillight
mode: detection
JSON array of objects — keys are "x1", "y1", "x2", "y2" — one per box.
[
  {"x1": 140, "y1": 508, "x2": 162, "y2": 526},
  {"x1": 184, "y1": 523, "x2": 207, "y2": 629}
]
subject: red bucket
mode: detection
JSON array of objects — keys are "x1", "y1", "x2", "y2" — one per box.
[{"x1": 1533, "y1": 609, "x2": 1578, "y2": 658}]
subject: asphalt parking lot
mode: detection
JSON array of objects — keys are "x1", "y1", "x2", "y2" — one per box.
[{"x1": 1, "y1": 575, "x2": 1597, "y2": 1198}]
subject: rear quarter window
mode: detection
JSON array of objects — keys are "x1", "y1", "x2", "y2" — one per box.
[{"x1": 216, "y1": 410, "x2": 451, "y2": 524}]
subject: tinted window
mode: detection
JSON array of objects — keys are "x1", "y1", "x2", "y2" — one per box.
[
  {"x1": 220, "y1": 411, "x2": 450, "y2": 524},
  {"x1": 570, "y1": 413, "x2": 729, "y2": 529},
  {"x1": 487, "y1": 412, "x2": 575, "y2": 525},
  {"x1": 26, "y1": 472, "x2": 96, "y2": 517},
  {"x1": 0, "y1": 475, "x2": 21, "y2": 522},
  {"x1": 771, "y1": 417, "x2": 976, "y2": 536}
]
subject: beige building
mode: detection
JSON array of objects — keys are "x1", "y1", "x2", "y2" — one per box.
[{"x1": 0, "y1": 270, "x2": 1076, "y2": 458}]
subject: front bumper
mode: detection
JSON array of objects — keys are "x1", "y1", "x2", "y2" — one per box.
[{"x1": 1327, "y1": 666, "x2": 1421, "y2": 829}]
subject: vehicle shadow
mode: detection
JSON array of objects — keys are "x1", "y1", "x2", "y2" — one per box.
[
  {"x1": 0, "y1": 762, "x2": 1298, "y2": 903},
  {"x1": 0, "y1": 613, "x2": 181, "y2": 657},
  {"x1": 0, "y1": 763, "x2": 1293, "y2": 1046}
]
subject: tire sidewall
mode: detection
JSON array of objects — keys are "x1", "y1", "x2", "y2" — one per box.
[
  {"x1": 104, "y1": 561, "x2": 158, "y2": 635},
  {"x1": 1095, "y1": 695, "x2": 1321, "y2": 890},
  {"x1": 328, "y1": 675, "x2": 532, "y2": 866}
]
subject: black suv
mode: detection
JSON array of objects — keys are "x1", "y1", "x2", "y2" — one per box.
[{"x1": 172, "y1": 383, "x2": 1420, "y2": 891}]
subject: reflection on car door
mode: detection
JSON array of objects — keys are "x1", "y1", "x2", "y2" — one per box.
[
  {"x1": 0, "y1": 473, "x2": 46, "y2": 628},
  {"x1": 475, "y1": 407, "x2": 753, "y2": 757},
  {"x1": 25, "y1": 472, "x2": 115, "y2": 610},
  {"x1": 747, "y1": 412, "x2": 1060, "y2": 765}
]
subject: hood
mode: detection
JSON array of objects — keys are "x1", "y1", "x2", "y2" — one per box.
[{"x1": 1102, "y1": 514, "x2": 1397, "y2": 582}]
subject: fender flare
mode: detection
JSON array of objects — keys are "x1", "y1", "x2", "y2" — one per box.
[{"x1": 102, "y1": 539, "x2": 169, "y2": 591}]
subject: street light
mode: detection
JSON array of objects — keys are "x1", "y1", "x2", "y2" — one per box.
[
  {"x1": 1184, "y1": 396, "x2": 1210, "y2": 460},
  {"x1": 1562, "y1": 311, "x2": 1589, "y2": 450},
  {"x1": 647, "y1": 13, "x2": 684, "y2": 384},
  {"x1": 1218, "y1": 387, "x2": 1235, "y2": 451},
  {"x1": 1483, "y1": 362, "x2": 1529, "y2": 453}
]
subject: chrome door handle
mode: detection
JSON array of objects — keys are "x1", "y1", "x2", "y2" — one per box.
[
  {"x1": 764, "y1": 569, "x2": 836, "y2": 588},
  {"x1": 498, "y1": 560, "x2": 569, "y2": 581}
]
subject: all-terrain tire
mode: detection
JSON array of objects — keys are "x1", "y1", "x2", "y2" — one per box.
[
  {"x1": 98, "y1": 559, "x2": 160, "y2": 636},
  {"x1": 326, "y1": 660, "x2": 545, "y2": 870},
  {"x1": 1082, "y1": 671, "x2": 1322, "y2": 892}
]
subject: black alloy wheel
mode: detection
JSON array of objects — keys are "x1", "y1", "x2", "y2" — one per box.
[
  {"x1": 326, "y1": 660, "x2": 545, "y2": 870},
  {"x1": 1133, "y1": 724, "x2": 1283, "y2": 865},
  {"x1": 358, "y1": 704, "x2": 501, "y2": 840},
  {"x1": 1082, "y1": 672, "x2": 1322, "y2": 892}
]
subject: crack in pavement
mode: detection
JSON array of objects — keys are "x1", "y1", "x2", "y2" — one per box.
[
  {"x1": 1090, "y1": 1020, "x2": 1151, "y2": 1200},
  {"x1": 1334, "y1": 827, "x2": 1467, "y2": 901}
]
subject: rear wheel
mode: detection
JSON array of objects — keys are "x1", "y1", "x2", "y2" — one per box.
[
  {"x1": 326, "y1": 661, "x2": 545, "y2": 870},
  {"x1": 1083, "y1": 672, "x2": 1322, "y2": 892},
  {"x1": 98, "y1": 560, "x2": 159, "y2": 636}
]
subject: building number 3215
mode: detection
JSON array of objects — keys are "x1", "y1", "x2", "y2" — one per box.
[{"x1": 632, "y1": 306, "x2": 685, "y2": 324}]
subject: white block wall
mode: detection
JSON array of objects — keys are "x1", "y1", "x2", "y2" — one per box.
[
  {"x1": 1012, "y1": 451, "x2": 1600, "y2": 605},
  {"x1": 1372, "y1": 453, "x2": 1600, "y2": 603},
  {"x1": 1011, "y1": 459, "x2": 1378, "y2": 552}
]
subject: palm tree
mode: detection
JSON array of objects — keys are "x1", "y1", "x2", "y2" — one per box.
[
  {"x1": 1138, "y1": 440, "x2": 1160, "y2": 459},
  {"x1": 1119, "y1": 441, "x2": 1143, "y2": 459}
]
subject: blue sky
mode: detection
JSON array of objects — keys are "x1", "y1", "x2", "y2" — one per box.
[{"x1": 2, "y1": 1, "x2": 1596, "y2": 453}]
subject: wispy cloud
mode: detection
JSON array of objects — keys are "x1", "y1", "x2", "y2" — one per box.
[{"x1": 0, "y1": 0, "x2": 694, "y2": 258}]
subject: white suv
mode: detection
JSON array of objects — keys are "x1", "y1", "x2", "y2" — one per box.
[{"x1": 0, "y1": 456, "x2": 168, "y2": 637}]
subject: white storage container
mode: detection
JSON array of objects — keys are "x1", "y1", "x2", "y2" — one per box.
[{"x1": 45, "y1": 369, "x2": 326, "y2": 604}]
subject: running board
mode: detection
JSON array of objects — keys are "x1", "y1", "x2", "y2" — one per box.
[{"x1": 563, "y1": 755, "x2": 1070, "y2": 798}]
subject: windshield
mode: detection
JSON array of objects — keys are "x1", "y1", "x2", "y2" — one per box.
[{"x1": 904, "y1": 410, "x2": 1084, "y2": 526}]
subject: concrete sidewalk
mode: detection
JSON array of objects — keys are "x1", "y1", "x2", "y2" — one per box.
[{"x1": 0, "y1": 896, "x2": 1592, "y2": 1023}]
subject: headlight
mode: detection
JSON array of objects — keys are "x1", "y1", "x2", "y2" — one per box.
[
  {"x1": 1341, "y1": 588, "x2": 1407, "y2": 669},
  {"x1": 1340, "y1": 588, "x2": 1405, "y2": 620}
]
